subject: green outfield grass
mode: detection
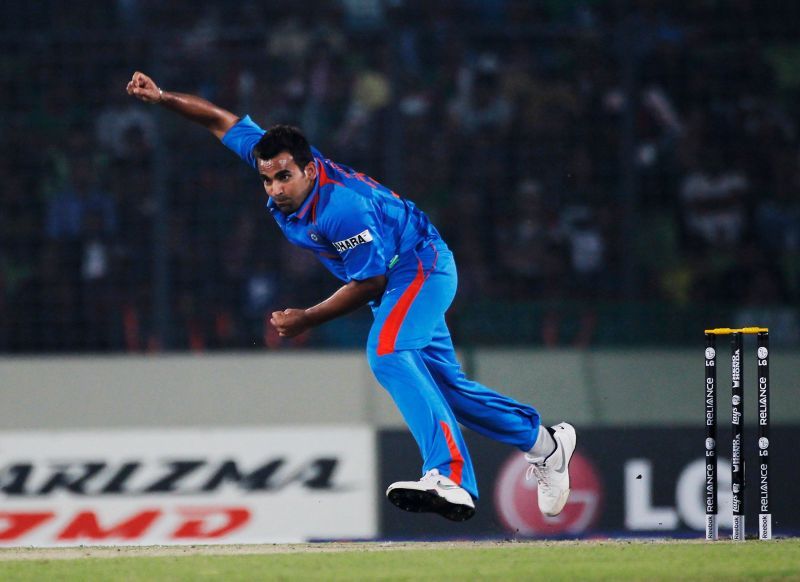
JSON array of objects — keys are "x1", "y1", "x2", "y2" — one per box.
[{"x1": 1, "y1": 539, "x2": 799, "y2": 581}]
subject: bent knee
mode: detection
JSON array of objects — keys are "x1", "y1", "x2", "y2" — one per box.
[
  {"x1": 366, "y1": 345, "x2": 413, "y2": 382},
  {"x1": 366, "y1": 343, "x2": 393, "y2": 372}
]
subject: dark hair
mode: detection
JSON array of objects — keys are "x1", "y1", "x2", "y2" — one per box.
[{"x1": 253, "y1": 124, "x2": 314, "y2": 169}]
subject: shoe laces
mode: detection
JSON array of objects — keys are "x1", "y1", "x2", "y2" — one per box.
[
  {"x1": 421, "y1": 469, "x2": 441, "y2": 484},
  {"x1": 526, "y1": 462, "x2": 552, "y2": 494}
]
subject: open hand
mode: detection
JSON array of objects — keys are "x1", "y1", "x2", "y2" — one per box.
[
  {"x1": 270, "y1": 309, "x2": 311, "y2": 338},
  {"x1": 126, "y1": 71, "x2": 162, "y2": 103}
]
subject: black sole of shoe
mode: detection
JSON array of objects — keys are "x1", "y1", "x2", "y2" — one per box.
[{"x1": 387, "y1": 488, "x2": 476, "y2": 522}]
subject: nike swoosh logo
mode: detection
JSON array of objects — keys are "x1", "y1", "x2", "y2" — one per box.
[
  {"x1": 554, "y1": 445, "x2": 567, "y2": 474},
  {"x1": 436, "y1": 481, "x2": 460, "y2": 490}
]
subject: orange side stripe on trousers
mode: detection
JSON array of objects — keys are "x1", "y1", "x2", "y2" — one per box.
[
  {"x1": 439, "y1": 420, "x2": 464, "y2": 485},
  {"x1": 377, "y1": 259, "x2": 425, "y2": 356}
]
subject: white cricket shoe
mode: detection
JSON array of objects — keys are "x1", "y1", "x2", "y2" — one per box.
[
  {"x1": 525, "y1": 422, "x2": 577, "y2": 517},
  {"x1": 386, "y1": 469, "x2": 476, "y2": 522}
]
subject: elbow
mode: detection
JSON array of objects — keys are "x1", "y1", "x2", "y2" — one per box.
[{"x1": 359, "y1": 275, "x2": 387, "y2": 300}]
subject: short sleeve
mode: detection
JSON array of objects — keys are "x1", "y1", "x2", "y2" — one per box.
[
  {"x1": 221, "y1": 115, "x2": 266, "y2": 170},
  {"x1": 321, "y1": 194, "x2": 387, "y2": 281}
]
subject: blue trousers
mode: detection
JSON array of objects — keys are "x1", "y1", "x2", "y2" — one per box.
[{"x1": 366, "y1": 240, "x2": 541, "y2": 499}]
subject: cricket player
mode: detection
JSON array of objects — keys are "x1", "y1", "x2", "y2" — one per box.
[{"x1": 127, "y1": 71, "x2": 576, "y2": 521}]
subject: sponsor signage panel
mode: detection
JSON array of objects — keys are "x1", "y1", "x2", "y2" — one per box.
[
  {"x1": 379, "y1": 427, "x2": 799, "y2": 538},
  {"x1": 0, "y1": 427, "x2": 376, "y2": 546},
  {"x1": 494, "y1": 451, "x2": 603, "y2": 536}
]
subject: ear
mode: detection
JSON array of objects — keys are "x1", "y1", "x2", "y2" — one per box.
[{"x1": 304, "y1": 160, "x2": 318, "y2": 181}]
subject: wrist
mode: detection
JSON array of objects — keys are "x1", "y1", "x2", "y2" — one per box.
[
  {"x1": 157, "y1": 87, "x2": 165, "y2": 103},
  {"x1": 302, "y1": 308, "x2": 320, "y2": 327}
]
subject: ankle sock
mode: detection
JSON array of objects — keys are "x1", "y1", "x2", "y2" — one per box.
[{"x1": 528, "y1": 425, "x2": 556, "y2": 459}]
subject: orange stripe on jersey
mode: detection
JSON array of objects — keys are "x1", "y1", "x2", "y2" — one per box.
[
  {"x1": 298, "y1": 161, "x2": 341, "y2": 221},
  {"x1": 318, "y1": 161, "x2": 344, "y2": 188},
  {"x1": 296, "y1": 190, "x2": 318, "y2": 220},
  {"x1": 439, "y1": 421, "x2": 464, "y2": 485},
  {"x1": 310, "y1": 194, "x2": 318, "y2": 223}
]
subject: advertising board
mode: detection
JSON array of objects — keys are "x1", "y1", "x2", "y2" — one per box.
[{"x1": 0, "y1": 427, "x2": 376, "y2": 546}]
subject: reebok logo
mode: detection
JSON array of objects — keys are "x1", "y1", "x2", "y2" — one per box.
[{"x1": 333, "y1": 229, "x2": 373, "y2": 253}]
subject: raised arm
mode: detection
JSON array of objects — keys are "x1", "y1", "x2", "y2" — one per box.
[{"x1": 126, "y1": 71, "x2": 239, "y2": 140}]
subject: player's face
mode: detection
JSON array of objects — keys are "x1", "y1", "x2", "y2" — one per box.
[{"x1": 257, "y1": 152, "x2": 317, "y2": 214}]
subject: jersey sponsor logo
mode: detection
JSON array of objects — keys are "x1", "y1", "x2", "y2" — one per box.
[{"x1": 333, "y1": 229, "x2": 373, "y2": 253}]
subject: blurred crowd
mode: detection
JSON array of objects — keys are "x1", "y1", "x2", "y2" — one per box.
[{"x1": 1, "y1": 0, "x2": 799, "y2": 352}]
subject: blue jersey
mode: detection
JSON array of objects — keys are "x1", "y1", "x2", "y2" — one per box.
[
  {"x1": 225, "y1": 119, "x2": 541, "y2": 504},
  {"x1": 222, "y1": 116, "x2": 442, "y2": 282}
]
